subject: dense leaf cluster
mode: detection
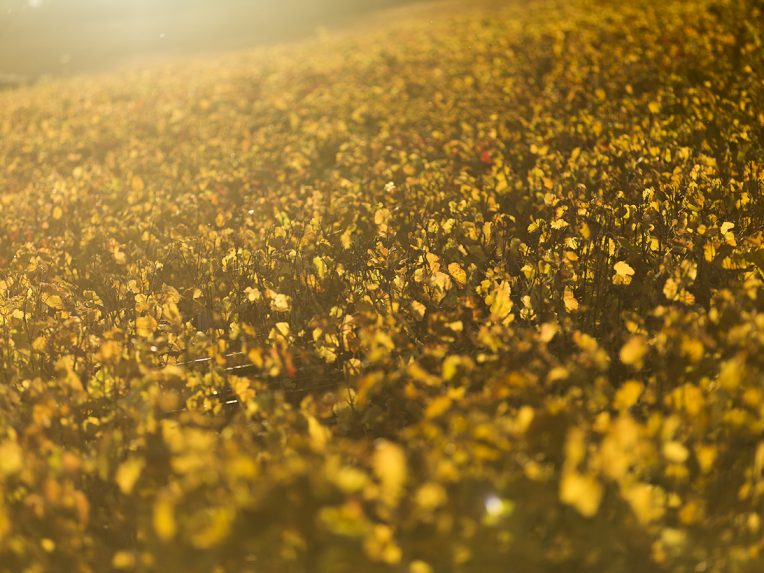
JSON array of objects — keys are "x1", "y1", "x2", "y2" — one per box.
[{"x1": 0, "y1": 0, "x2": 762, "y2": 571}]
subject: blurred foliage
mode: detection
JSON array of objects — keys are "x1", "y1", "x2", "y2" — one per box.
[{"x1": 0, "y1": 0, "x2": 763, "y2": 571}]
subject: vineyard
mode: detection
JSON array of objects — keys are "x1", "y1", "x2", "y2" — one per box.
[{"x1": 0, "y1": 0, "x2": 762, "y2": 571}]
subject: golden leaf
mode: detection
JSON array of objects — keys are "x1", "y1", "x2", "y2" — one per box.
[
  {"x1": 563, "y1": 287, "x2": 579, "y2": 312},
  {"x1": 153, "y1": 498, "x2": 176, "y2": 541},
  {"x1": 551, "y1": 218, "x2": 569, "y2": 230},
  {"x1": 695, "y1": 444, "x2": 717, "y2": 473},
  {"x1": 270, "y1": 293, "x2": 291, "y2": 313},
  {"x1": 42, "y1": 293, "x2": 64, "y2": 310},
  {"x1": 247, "y1": 347, "x2": 263, "y2": 368},
  {"x1": 488, "y1": 281, "x2": 513, "y2": 321},
  {"x1": 313, "y1": 256, "x2": 327, "y2": 279},
  {"x1": 307, "y1": 415, "x2": 331, "y2": 451},
  {"x1": 614, "y1": 380, "x2": 644, "y2": 410},
  {"x1": 425, "y1": 252, "x2": 440, "y2": 273},
  {"x1": 340, "y1": 228, "x2": 353, "y2": 249},
  {"x1": 663, "y1": 441, "x2": 689, "y2": 464},
  {"x1": 539, "y1": 322, "x2": 559, "y2": 343},
  {"x1": 0, "y1": 441, "x2": 22, "y2": 475},
  {"x1": 424, "y1": 395, "x2": 452, "y2": 419},
  {"x1": 613, "y1": 261, "x2": 635, "y2": 285},
  {"x1": 112, "y1": 551, "x2": 136, "y2": 569},
  {"x1": 447, "y1": 262, "x2": 467, "y2": 287},
  {"x1": 559, "y1": 470, "x2": 603, "y2": 518},
  {"x1": 373, "y1": 440, "x2": 407, "y2": 504},
  {"x1": 663, "y1": 278, "x2": 678, "y2": 300},
  {"x1": 115, "y1": 457, "x2": 145, "y2": 495},
  {"x1": 431, "y1": 271, "x2": 452, "y2": 292},
  {"x1": 621, "y1": 483, "x2": 666, "y2": 525},
  {"x1": 136, "y1": 315, "x2": 158, "y2": 338},
  {"x1": 619, "y1": 336, "x2": 647, "y2": 368},
  {"x1": 244, "y1": 286, "x2": 261, "y2": 302},
  {"x1": 415, "y1": 482, "x2": 447, "y2": 511}
]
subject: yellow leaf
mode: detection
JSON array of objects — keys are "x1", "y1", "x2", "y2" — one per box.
[
  {"x1": 307, "y1": 415, "x2": 331, "y2": 451},
  {"x1": 442, "y1": 355, "x2": 466, "y2": 381},
  {"x1": 364, "y1": 523, "x2": 402, "y2": 564},
  {"x1": 613, "y1": 261, "x2": 635, "y2": 285},
  {"x1": 244, "y1": 286, "x2": 261, "y2": 302},
  {"x1": 0, "y1": 441, "x2": 22, "y2": 475},
  {"x1": 425, "y1": 395, "x2": 452, "y2": 419},
  {"x1": 718, "y1": 356, "x2": 743, "y2": 390},
  {"x1": 560, "y1": 470, "x2": 603, "y2": 517},
  {"x1": 539, "y1": 322, "x2": 559, "y2": 343},
  {"x1": 407, "y1": 362, "x2": 440, "y2": 386},
  {"x1": 619, "y1": 336, "x2": 647, "y2": 368},
  {"x1": 551, "y1": 218, "x2": 569, "y2": 230},
  {"x1": 270, "y1": 293, "x2": 291, "y2": 313},
  {"x1": 488, "y1": 281, "x2": 513, "y2": 321},
  {"x1": 136, "y1": 315, "x2": 158, "y2": 338},
  {"x1": 564, "y1": 427, "x2": 587, "y2": 467},
  {"x1": 663, "y1": 277, "x2": 678, "y2": 300},
  {"x1": 614, "y1": 381, "x2": 644, "y2": 410},
  {"x1": 274, "y1": 322, "x2": 290, "y2": 337},
  {"x1": 340, "y1": 228, "x2": 353, "y2": 249},
  {"x1": 621, "y1": 483, "x2": 666, "y2": 525},
  {"x1": 425, "y1": 252, "x2": 440, "y2": 273},
  {"x1": 415, "y1": 482, "x2": 447, "y2": 511},
  {"x1": 248, "y1": 347, "x2": 263, "y2": 368},
  {"x1": 332, "y1": 466, "x2": 369, "y2": 494},
  {"x1": 410, "y1": 561, "x2": 434, "y2": 573},
  {"x1": 153, "y1": 498, "x2": 176, "y2": 540},
  {"x1": 671, "y1": 383, "x2": 704, "y2": 416},
  {"x1": 313, "y1": 256, "x2": 327, "y2": 279},
  {"x1": 563, "y1": 287, "x2": 579, "y2": 312},
  {"x1": 447, "y1": 263, "x2": 467, "y2": 287},
  {"x1": 190, "y1": 507, "x2": 234, "y2": 549},
  {"x1": 373, "y1": 440, "x2": 407, "y2": 504},
  {"x1": 663, "y1": 441, "x2": 689, "y2": 463},
  {"x1": 112, "y1": 551, "x2": 136, "y2": 569},
  {"x1": 99, "y1": 340, "x2": 122, "y2": 362},
  {"x1": 52, "y1": 206, "x2": 63, "y2": 220},
  {"x1": 115, "y1": 457, "x2": 145, "y2": 494},
  {"x1": 680, "y1": 337, "x2": 704, "y2": 363},
  {"x1": 430, "y1": 271, "x2": 452, "y2": 292},
  {"x1": 374, "y1": 208, "x2": 391, "y2": 227},
  {"x1": 42, "y1": 293, "x2": 64, "y2": 310},
  {"x1": 695, "y1": 444, "x2": 717, "y2": 473},
  {"x1": 231, "y1": 377, "x2": 255, "y2": 403}
]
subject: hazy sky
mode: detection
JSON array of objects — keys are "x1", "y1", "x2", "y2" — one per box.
[{"x1": 0, "y1": 0, "x2": 423, "y2": 80}]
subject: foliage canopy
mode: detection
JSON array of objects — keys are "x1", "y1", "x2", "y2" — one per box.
[{"x1": 0, "y1": 0, "x2": 762, "y2": 571}]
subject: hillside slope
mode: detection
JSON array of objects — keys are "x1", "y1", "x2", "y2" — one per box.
[{"x1": 0, "y1": 0, "x2": 762, "y2": 571}]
